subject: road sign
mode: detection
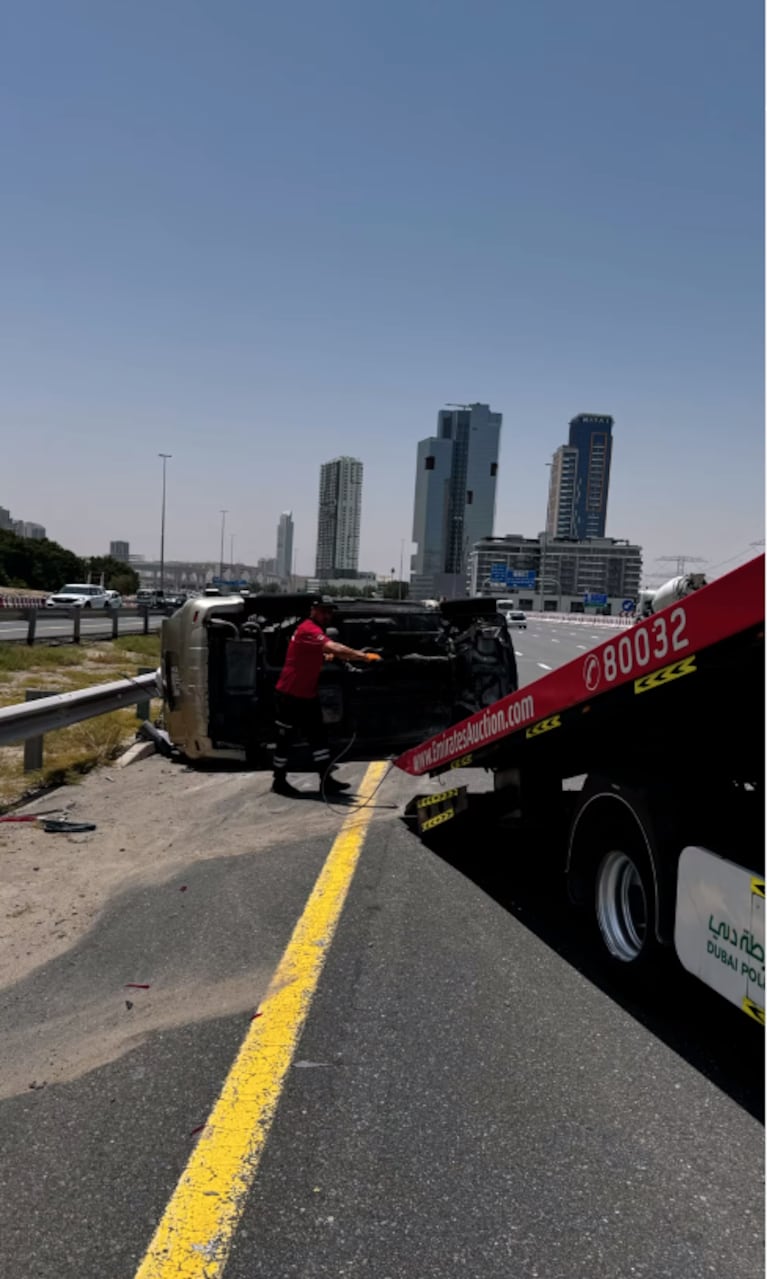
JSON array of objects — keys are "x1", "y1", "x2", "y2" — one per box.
[
  {"x1": 212, "y1": 577, "x2": 248, "y2": 589},
  {"x1": 622, "y1": 598, "x2": 635, "y2": 613},
  {"x1": 507, "y1": 571, "x2": 536, "y2": 589},
  {"x1": 584, "y1": 592, "x2": 608, "y2": 606},
  {"x1": 489, "y1": 566, "x2": 536, "y2": 590}
]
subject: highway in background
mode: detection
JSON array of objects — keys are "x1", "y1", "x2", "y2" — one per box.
[
  {"x1": 509, "y1": 617, "x2": 614, "y2": 684},
  {"x1": 0, "y1": 606, "x2": 617, "y2": 652},
  {"x1": 0, "y1": 618, "x2": 760, "y2": 1279},
  {"x1": 0, "y1": 613, "x2": 163, "y2": 643}
]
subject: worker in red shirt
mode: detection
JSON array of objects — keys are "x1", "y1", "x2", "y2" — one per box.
[{"x1": 272, "y1": 596, "x2": 380, "y2": 797}]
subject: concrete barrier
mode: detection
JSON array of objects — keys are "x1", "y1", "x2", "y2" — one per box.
[{"x1": 534, "y1": 612, "x2": 633, "y2": 627}]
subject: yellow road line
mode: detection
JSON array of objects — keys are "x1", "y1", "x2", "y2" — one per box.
[{"x1": 134, "y1": 760, "x2": 389, "y2": 1279}]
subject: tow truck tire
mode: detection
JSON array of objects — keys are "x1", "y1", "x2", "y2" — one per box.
[
  {"x1": 594, "y1": 843, "x2": 655, "y2": 968},
  {"x1": 568, "y1": 789, "x2": 662, "y2": 975}
]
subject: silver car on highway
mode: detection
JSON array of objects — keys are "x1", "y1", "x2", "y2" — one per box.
[{"x1": 45, "y1": 584, "x2": 115, "y2": 609}]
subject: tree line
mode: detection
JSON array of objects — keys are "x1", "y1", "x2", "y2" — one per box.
[{"x1": 0, "y1": 529, "x2": 139, "y2": 594}]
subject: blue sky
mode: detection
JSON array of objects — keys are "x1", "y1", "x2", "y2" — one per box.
[{"x1": 1, "y1": 0, "x2": 763, "y2": 582}]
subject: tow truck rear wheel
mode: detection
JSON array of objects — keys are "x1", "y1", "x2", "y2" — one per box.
[
  {"x1": 568, "y1": 789, "x2": 662, "y2": 976},
  {"x1": 595, "y1": 847, "x2": 652, "y2": 964}
]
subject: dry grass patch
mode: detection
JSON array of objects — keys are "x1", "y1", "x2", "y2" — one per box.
[{"x1": 0, "y1": 636, "x2": 161, "y2": 807}]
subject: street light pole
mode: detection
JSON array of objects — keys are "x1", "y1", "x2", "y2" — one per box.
[
  {"x1": 399, "y1": 538, "x2": 405, "y2": 599},
  {"x1": 158, "y1": 453, "x2": 171, "y2": 594},
  {"x1": 219, "y1": 510, "x2": 228, "y2": 583},
  {"x1": 541, "y1": 461, "x2": 553, "y2": 614}
]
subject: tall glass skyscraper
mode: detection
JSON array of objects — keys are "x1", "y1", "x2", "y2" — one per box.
[
  {"x1": 547, "y1": 414, "x2": 613, "y2": 540},
  {"x1": 411, "y1": 403, "x2": 502, "y2": 598},
  {"x1": 315, "y1": 457, "x2": 363, "y2": 579},
  {"x1": 275, "y1": 511, "x2": 294, "y2": 581}
]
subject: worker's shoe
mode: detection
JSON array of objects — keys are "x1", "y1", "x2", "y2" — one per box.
[
  {"x1": 271, "y1": 773, "x2": 303, "y2": 798},
  {"x1": 321, "y1": 774, "x2": 351, "y2": 795}
]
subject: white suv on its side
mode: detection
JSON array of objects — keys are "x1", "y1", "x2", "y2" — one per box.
[{"x1": 45, "y1": 584, "x2": 115, "y2": 609}]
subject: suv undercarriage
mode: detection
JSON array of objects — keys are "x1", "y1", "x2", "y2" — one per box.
[{"x1": 161, "y1": 594, "x2": 517, "y2": 766}]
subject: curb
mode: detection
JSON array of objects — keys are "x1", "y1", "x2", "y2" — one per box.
[{"x1": 117, "y1": 741, "x2": 157, "y2": 768}]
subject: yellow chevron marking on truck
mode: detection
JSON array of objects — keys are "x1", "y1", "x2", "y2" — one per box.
[
  {"x1": 742, "y1": 997, "x2": 765, "y2": 1027},
  {"x1": 417, "y1": 788, "x2": 459, "y2": 809},
  {"x1": 421, "y1": 807, "x2": 455, "y2": 832},
  {"x1": 450, "y1": 753, "x2": 473, "y2": 769},
  {"x1": 751, "y1": 878, "x2": 765, "y2": 899},
  {"x1": 525, "y1": 714, "x2": 562, "y2": 739},
  {"x1": 634, "y1": 655, "x2": 697, "y2": 695}
]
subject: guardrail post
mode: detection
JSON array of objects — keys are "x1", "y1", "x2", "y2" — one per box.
[
  {"x1": 23, "y1": 690, "x2": 57, "y2": 772},
  {"x1": 26, "y1": 610, "x2": 37, "y2": 647},
  {"x1": 142, "y1": 607, "x2": 149, "y2": 636},
  {"x1": 136, "y1": 667, "x2": 153, "y2": 721},
  {"x1": 73, "y1": 610, "x2": 81, "y2": 644},
  {"x1": 112, "y1": 610, "x2": 119, "y2": 640}
]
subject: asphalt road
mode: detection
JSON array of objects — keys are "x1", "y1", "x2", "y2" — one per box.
[
  {"x1": 0, "y1": 613, "x2": 162, "y2": 643},
  {"x1": 0, "y1": 625, "x2": 762, "y2": 1279},
  {"x1": 509, "y1": 617, "x2": 611, "y2": 685}
]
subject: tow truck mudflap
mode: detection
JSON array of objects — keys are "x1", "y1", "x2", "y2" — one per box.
[
  {"x1": 675, "y1": 846, "x2": 765, "y2": 1024},
  {"x1": 415, "y1": 785, "x2": 469, "y2": 834}
]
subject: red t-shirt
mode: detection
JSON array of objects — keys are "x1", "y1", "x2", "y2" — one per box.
[{"x1": 276, "y1": 619, "x2": 329, "y2": 699}]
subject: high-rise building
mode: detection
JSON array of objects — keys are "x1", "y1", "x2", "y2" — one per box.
[
  {"x1": 11, "y1": 520, "x2": 46, "y2": 540},
  {"x1": 110, "y1": 540, "x2": 130, "y2": 562},
  {"x1": 545, "y1": 446, "x2": 579, "y2": 538},
  {"x1": 315, "y1": 457, "x2": 363, "y2": 579},
  {"x1": 568, "y1": 413, "x2": 613, "y2": 539},
  {"x1": 546, "y1": 414, "x2": 613, "y2": 540},
  {"x1": 0, "y1": 507, "x2": 12, "y2": 531},
  {"x1": 275, "y1": 512, "x2": 294, "y2": 581},
  {"x1": 411, "y1": 402, "x2": 502, "y2": 598}
]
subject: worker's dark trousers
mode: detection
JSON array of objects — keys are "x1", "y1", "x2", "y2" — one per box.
[{"x1": 272, "y1": 692, "x2": 331, "y2": 779}]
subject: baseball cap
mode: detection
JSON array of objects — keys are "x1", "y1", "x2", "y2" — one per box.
[{"x1": 310, "y1": 595, "x2": 336, "y2": 610}]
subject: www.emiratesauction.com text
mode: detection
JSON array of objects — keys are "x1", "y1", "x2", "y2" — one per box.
[{"x1": 412, "y1": 693, "x2": 535, "y2": 771}]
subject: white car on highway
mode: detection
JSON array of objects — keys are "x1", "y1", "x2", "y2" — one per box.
[
  {"x1": 45, "y1": 584, "x2": 116, "y2": 609},
  {"x1": 505, "y1": 610, "x2": 528, "y2": 629}
]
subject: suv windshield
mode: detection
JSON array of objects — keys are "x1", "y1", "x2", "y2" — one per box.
[{"x1": 61, "y1": 585, "x2": 93, "y2": 594}]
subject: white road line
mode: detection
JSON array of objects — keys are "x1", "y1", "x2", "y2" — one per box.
[
  {"x1": 550, "y1": 638, "x2": 560, "y2": 643},
  {"x1": 537, "y1": 662, "x2": 552, "y2": 671},
  {"x1": 576, "y1": 644, "x2": 587, "y2": 650},
  {"x1": 515, "y1": 651, "x2": 524, "y2": 657}
]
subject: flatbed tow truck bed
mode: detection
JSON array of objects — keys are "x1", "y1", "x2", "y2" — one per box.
[{"x1": 395, "y1": 556, "x2": 765, "y2": 1021}]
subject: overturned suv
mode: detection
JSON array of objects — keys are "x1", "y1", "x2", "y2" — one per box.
[{"x1": 161, "y1": 593, "x2": 518, "y2": 766}]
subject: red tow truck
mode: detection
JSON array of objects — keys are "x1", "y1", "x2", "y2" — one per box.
[{"x1": 396, "y1": 556, "x2": 765, "y2": 1023}]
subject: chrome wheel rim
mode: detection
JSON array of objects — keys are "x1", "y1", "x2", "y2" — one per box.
[{"x1": 596, "y1": 850, "x2": 648, "y2": 962}]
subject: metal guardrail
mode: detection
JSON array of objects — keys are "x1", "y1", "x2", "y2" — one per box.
[
  {"x1": 0, "y1": 606, "x2": 166, "y2": 645},
  {"x1": 0, "y1": 673, "x2": 159, "y2": 751},
  {"x1": 534, "y1": 612, "x2": 633, "y2": 627}
]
